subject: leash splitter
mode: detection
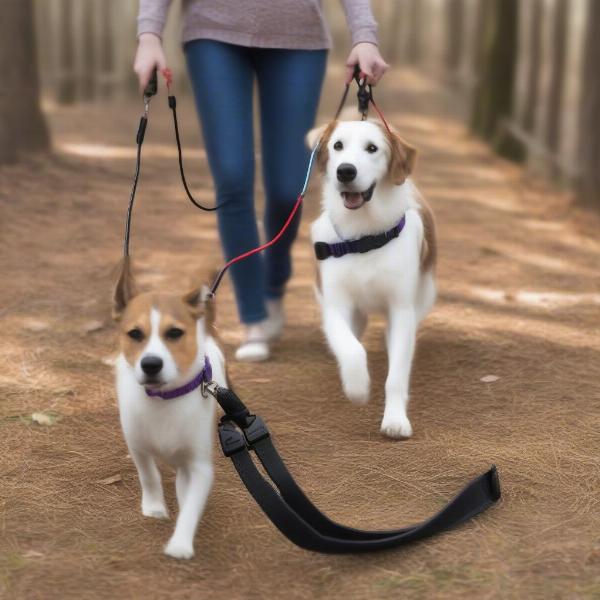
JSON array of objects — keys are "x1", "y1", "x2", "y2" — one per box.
[
  {"x1": 122, "y1": 68, "x2": 501, "y2": 553},
  {"x1": 202, "y1": 383, "x2": 501, "y2": 554}
]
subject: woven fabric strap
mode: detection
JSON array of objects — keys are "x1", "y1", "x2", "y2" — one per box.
[
  {"x1": 314, "y1": 215, "x2": 406, "y2": 261},
  {"x1": 145, "y1": 356, "x2": 212, "y2": 400},
  {"x1": 214, "y1": 386, "x2": 501, "y2": 554}
]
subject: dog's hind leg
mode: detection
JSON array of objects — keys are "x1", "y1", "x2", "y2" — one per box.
[
  {"x1": 381, "y1": 307, "x2": 416, "y2": 439},
  {"x1": 415, "y1": 272, "x2": 436, "y2": 324},
  {"x1": 165, "y1": 461, "x2": 214, "y2": 560},
  {"x1": 130, "y1": 449, "x2": 168, "y2": 519},
  {"x1": 323, "y1": 304, "x2": 370, "y2": 404}
]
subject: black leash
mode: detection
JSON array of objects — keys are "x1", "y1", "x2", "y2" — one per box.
[
  {"x1": 123, "y1": 69, "x2": 219, "y2": 256},
  {"x1": 122, "y1": 70, "x2": 501, "y2": 552},
  {"x1": 124, "y1": 65, "x2": 365, "y2": 258},
  {"x1": 209, "y1": 384, "x2": 500, "y2": 554}
]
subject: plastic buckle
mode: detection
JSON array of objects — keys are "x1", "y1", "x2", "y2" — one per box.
[
  {"x1": 243, "y1": 415, "x2": 270, "y2": 446},
  {"x1": 357, "y1": 85, "x2": 371, "y2": 117},
  {"x1": 143, "y1": 68, "x2": 158, "y2": 100},
  {"x1": 218, "y1": 420, "x2": 246, "y2": 457},
  {"x1": 314, "y1": 242, "x2": 331, "y2": 261}
]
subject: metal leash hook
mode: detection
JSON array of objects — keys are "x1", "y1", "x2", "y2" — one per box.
[
  {"x1": 201, "y1": 379, "x2": 219, "y2": 399},
  {"x1": 352, "y1": 64, "x2": 372, "y2": 120},
  {"x1": 143, "y1": 68, "x2": 158, "y2": 115}
]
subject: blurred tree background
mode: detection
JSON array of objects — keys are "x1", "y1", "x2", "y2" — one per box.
[{"x1": 2, "y1": 0, "x2": 599, "y2": 207}]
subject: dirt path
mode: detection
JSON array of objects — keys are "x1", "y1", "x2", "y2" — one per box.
[{"x1": 1, "y1": 68, "x2": 600, "y2": 599}]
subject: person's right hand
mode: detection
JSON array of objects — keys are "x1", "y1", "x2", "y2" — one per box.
[{"x1": 134, "y1": 33, "x2": 168, "y2": 92}]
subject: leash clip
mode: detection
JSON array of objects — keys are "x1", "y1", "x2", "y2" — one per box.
[
  {"x1": 201, "y1": 380, "x2": 219, "y2": 399},
  {"x1": 352, "y1": 65, "x2": 372, "y2": 119},
  {"x1": 142, "y1": 68, "x2": 159, "y2": 116}
]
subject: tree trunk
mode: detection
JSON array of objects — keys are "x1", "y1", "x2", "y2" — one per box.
[
  {"x1": 545, "y1": 0, "x2": 567, "y2": 155},
  {"x1": 522, "y1": 0, "x2": 543, "y2": 134},
  {"x1": 406, "y1": 0, "x2": 422, "y2": 64},
  {"x1": 577, "y1": 1, "x2": 600, "y2": 207},
  {"x1": 470, "y1": 0, "x2": 521, "y2": 160},
  {"x1": 0, "y1": 0, "x2": 49, "y2": 164},
  {"x1": 385, "y1": 0, "x2": 406, "y2": 63},
  {"x1": 56, "y1": 0, "x2": 76, "y2": 103},
  {"x1": 445, "y1": 0, "x2": 464, "y2": 78}
]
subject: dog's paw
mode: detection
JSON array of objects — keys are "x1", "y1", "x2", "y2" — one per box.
[
  {"x1": 342, "y1": 372, "x2": 370, "y2": 404},
  {"x1": 164, "y1": 538, "x2": 194, "y2": 560},
  {"x1": 380, "y1": 411, "x2": 413, "y2": 439},
  {"x1": 142, "y1": 502, "x2": 169, "y2": 519},
  {"x1": 340, "y1": 351, "x2": 370, "y2": 404}
]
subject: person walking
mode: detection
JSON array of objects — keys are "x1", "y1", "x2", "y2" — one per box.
[{"x1": 134, "y1": 0, "x2": 388, "y2": 361}]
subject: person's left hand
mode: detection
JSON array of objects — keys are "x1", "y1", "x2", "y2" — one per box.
[{"x1": 346, "y1": 42, "x2": 389, "y2": 85}]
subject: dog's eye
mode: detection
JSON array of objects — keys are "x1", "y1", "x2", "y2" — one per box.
[
  {"x1": 366, "y1": 144, "x2": 378, "y2": 153},
  {"x1": 127, "y1": 328, "x2": 144, "y2": 342},
  {"x1": 165, "y1": 327, "x2": 185, "y2": 340},
  {"x1": 333, "y1": 141, "x2": 343, "y2": 151}
]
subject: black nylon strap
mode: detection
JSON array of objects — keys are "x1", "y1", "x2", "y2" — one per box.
[
  {"x1": 314, "y1": 215, "x2": 406, "y2": 261},
  {"x1": 213, "y1": 386, "x2": 501, "y2": 554}
]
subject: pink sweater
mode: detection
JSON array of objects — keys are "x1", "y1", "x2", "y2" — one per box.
[{"x1": 138, "y1": 0, "x2": 378, "y2": 49}]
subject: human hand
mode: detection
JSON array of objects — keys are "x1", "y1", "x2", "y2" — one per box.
[
  {"x1": 345, "y1": 42, "x2": 389, "y2": 85},
  {"x1": 134, "y1": 33, "x2": 168, "y2": 92}
]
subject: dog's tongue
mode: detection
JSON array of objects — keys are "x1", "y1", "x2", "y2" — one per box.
[{"x1": 343, "y1": 192, "x2": 363, "y2": 210}]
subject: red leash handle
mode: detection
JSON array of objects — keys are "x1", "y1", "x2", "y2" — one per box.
[{"x1": 161, "y1": 68, "x2": 173, "y2": 92}]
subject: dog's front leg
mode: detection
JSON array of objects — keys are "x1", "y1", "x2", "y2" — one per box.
[
  {"x1": 323, "y1": 304, "x2": 370, "y2": 404},
  {"x1": 164, "y1": 461, "x2": 213, "y2": 560},
  {"x1": 381, "y1": 307, "x2": 416, "y2": 439},
  {"x1": 130, "y1": 449, "x2": 168, "y2": 519}
]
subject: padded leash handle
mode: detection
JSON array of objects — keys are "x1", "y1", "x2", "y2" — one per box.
[{"x1": 212, "y1": 386, "x2": 501, "y2": 554}]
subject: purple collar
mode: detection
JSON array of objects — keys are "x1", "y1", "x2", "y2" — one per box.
[
  {"x1": 145, "y1": 356, "x2": 212, "y2": 400},
  {"x1": 314, "y1": 215, "x2": 406, "y2": 261}
]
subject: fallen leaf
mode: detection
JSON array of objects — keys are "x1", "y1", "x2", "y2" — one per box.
[
  {"x1": 23, "y1": 550, "x2": 44, "y2": 559},
  {"x1": 480, "y1": 375, "x2": 500, "y2": 383},
  {"x1": 102, "y1": 355, "x2": 117, "y2": 367},
  {"x1": 23, "y1": 319, "x2": 49, "y2": 332},
  {"x1": 97, "y1": 474, "x2": 122, "y2": 485},
  {"x1": 249, "y1": 378, "x2": 271, "y2": 384},
  {"x1": 53, "y1": 387, "x2": 75, "y2": 397},
  {"x1": 31, "y1": 412, "x2": 59, "y2": 426},
  {"x1": 82, "y1": 320, "x2": 105, "y2": 333}
]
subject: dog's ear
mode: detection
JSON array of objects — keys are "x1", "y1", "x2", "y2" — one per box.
[
  {"x1": 380, "y1": 124, "x2": 417, "y2": 185},
  {"x1": 112, "y1": 257, "x2": 137, "y2": 321},
  {"x1": 306, "y1": 123, "x2": 327, "y2": 149},
  {"x1": 183, "y1": 273, "x2": 217, "y2": 334},
  {"x1": 306, "y1": 121, "x2": 338, "y2": 174}
]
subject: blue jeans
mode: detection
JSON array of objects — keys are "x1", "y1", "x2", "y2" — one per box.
[{"x1": 185, "y1": 40, "x2": 327, "y2": 324}]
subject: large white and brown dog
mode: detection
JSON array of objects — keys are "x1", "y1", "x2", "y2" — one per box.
[
  {"x1": 308, "y1": 119, "x2": 436, "y2": 439},
  {"x1": 112, "y1": 259, "x2": 226, "y2": 559}
]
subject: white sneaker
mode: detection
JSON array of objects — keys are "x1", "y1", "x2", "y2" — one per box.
[
  {"x1": 234, "y1": 301, "x2": 285, "y2": 362},
  {"x1": 262, "y1": 299, "x2": 285, "y2": 341},
  {"x1": 235, "y1": 324, "x2": 270, "y2": 362}
]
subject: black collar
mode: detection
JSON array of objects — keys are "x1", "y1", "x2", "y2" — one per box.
[{"x1": 314, "y1": 215, "x2": 406, "y2": 261}]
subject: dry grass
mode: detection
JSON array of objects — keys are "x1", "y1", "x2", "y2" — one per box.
[{"x1": 1, "y1": 68, "x2": 600, "y2": 599}]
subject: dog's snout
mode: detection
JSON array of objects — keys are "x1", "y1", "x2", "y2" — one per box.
[
  {"x1": 141, "y1": 355, "x2": 163, "y2": 376},
  {"x1": 337, "y1": 163, "x2": 357, "y2": 183}
]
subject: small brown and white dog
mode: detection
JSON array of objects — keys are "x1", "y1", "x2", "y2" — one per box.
[
  {"x1": 308, "y1": 120, "x2": 436, "y2": 439},
  {"x1": 112, "y1": 259, "x2": 226, "y2": 559}
]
